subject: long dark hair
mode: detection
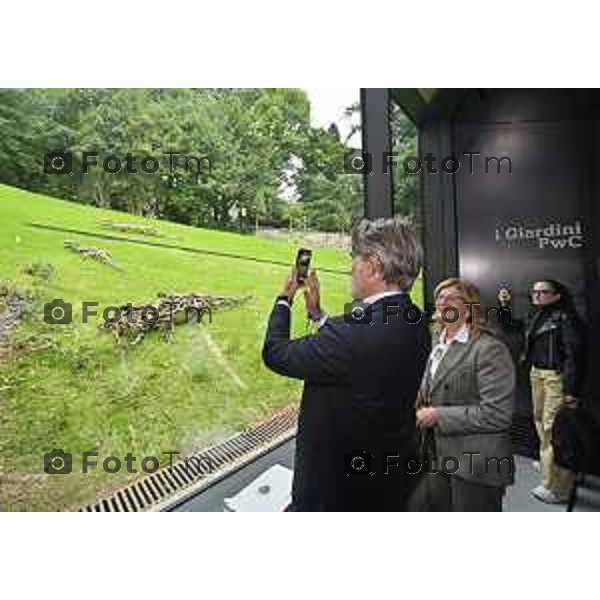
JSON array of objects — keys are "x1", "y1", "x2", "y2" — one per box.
[{"x1": 539, "y1": 279, "x2": 577, "y2": 314}]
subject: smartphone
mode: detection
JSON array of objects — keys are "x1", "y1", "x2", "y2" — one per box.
[{"x1": 295, "y1": 248, "x2": 312, "y2": 284}]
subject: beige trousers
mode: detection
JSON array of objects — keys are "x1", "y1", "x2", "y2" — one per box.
[{"x1": 530, "y1": 367, "x2": 575, "y2": 496}]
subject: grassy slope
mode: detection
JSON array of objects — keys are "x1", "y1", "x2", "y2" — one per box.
[{"x1": 0, "y1": 184, "x2": 421, "y2": 510}]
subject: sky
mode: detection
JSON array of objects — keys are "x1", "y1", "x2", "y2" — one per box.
[
  {"x1": 304, "y1": 87, "x2": 362, "y2": 148},
  {"x1": 278, "y1": 88, "x2": 362, "y2": 201}
]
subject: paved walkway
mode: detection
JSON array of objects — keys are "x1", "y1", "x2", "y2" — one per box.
[{"x1": 172, "y1": 439, "x2": 600, "y2": 512}]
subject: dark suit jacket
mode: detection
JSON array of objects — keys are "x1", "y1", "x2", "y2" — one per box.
[{"x1": 262, "y1": 292, "x2": 430, "y2": 511}]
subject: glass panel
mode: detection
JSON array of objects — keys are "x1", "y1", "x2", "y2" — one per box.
[{"x1": 0, "y1": 88, "x2": 358, "y2": 510}]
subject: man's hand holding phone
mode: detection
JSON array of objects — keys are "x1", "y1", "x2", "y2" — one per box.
[
  {"x1": 277, "y1": 254, "x2": 327, "y2": 328},
  {"x1": 280, "y1": 268, "x2": 300, "y2": 303},
  {"x1": 279, "y1": 248, "x2": 312, "y2": 303},
  {"x1": 303, "y1": 270, "x2": 323, "y2": 321}
]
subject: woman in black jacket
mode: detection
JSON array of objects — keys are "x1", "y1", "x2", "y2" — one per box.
[{"x1": 521, "y1": 279, "x2": 587, "y2": 504}]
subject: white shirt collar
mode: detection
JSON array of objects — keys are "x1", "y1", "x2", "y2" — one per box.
[
  {"x1": 361, "y1": 289, "x2": 405, "y2": 306},
  {"x1": 440, "y1": 324, "x2": 470, "y2": 345}
]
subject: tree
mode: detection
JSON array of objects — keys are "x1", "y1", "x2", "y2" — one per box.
[
  {"x1": 0, "y1": 89, "x2": 71, "y2": 192},
  {"x1": 0, "y1": 88, "x2": 373, "y2": 234},
  {"x1": 390, "y1": 104, "x2": 419, "y2": 218}
]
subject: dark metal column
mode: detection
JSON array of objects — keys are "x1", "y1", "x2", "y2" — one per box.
[
  {"x1": 360, "y1": 88, "x2": 394, "y2": 219},
  {"x1": 419, "y1": 120, "x2": 458, "y2": 306}
]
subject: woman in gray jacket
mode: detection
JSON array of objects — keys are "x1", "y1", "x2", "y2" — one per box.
[{"x1": 409, "y1": 278, "x2": 516, "y2": 511}]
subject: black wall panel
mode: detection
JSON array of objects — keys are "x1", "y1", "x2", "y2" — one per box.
[
  {"x1": 454, "y1": 120, "x2": 588, "y2": 321},
  {"x1": 413, "y1": 89, "x2": 600, "y2": 455}
]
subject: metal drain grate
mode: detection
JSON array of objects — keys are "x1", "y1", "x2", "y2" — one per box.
[{"x1": 79, "y1": 405, "x2": 298, "y2": 512}]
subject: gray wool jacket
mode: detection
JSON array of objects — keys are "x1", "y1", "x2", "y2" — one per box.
[{"x1": 420, "y1": 327, "x2": 516, "y2": 487}]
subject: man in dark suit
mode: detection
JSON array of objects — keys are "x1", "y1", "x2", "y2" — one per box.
[{"x1": 262, "y1": 217, "x2": 430, "y2": 511}]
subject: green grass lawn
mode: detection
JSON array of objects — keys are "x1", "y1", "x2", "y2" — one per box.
[{"x1": 0, "y1": 184, "x2": 422, "y2": 511}]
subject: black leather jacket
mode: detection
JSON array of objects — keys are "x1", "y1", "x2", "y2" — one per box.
[{"x1": 521, "y1": 305, "x2": 587, "y2": 397}]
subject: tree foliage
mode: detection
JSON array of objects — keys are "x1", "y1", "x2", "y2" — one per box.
[{"x1": 0, "y1": 89, "x2": 416, "y2": 232}]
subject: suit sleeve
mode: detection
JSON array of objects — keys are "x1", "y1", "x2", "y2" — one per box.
[
  {"x1": 262, "y1": 300, "x2": 353, "y2": 383},
  {"x1": 436, "y1": 339, "x2": 515, "y2": 435},
  {"x1": 416, "y1": 355, "x2": 432, "y2": 408}
]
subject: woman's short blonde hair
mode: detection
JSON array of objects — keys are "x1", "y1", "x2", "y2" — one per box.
[{"x1": 433, "y1": 278, "x2": 483, "y2": 339}]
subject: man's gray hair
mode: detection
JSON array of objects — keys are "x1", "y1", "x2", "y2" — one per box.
[{"x1": 351, "y1": 216, "x2": 422, "y2": 291}]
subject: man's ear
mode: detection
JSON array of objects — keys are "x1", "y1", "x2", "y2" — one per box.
[
  {"x1": 364, "y1": 257, "x2": 376, "y2": 280},
  {"x1": 370, "y1": 255, "x2": 385, "y2": 281}
]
